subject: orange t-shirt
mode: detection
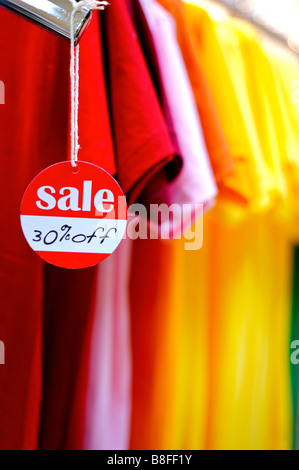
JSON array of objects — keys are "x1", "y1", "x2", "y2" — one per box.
[{"x1": 157, "y1": 0, "x2": 234, "y2": 184}]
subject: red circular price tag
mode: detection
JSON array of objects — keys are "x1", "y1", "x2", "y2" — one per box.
[{"x1": 20, "y1": 161, "x2": 127, "y2": 269}]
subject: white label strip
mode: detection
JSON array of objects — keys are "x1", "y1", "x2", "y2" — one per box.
[{"x1": 20, "y1": 215, "x2": 127, "y2": 254}]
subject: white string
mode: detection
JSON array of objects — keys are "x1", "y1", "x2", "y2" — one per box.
[{"x1": 70, "y1": 0, "x2": 109, "y2": 167}]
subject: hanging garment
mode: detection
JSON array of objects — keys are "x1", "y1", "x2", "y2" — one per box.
[
  {"x1": 0, "y1": 8, "x2": 70, "y2": 449},
  {"x1": 182, "y1": 2, "x2": 293, "y2": 449},
  {"x1": 83, "y1": 238, "x2": 132, "y2": 450},
  {"x1": 267, "y1": 48, "x2": 299, "y2": 241},
  {"x1": 80, "y1": 0, "x2": 189, "y2": 450},
  {"x1": 156, "y1": 0, "x2": 234, "y2": 185},
  {"x1": 265, "y1": 45, "x2": 299, "y2": 450},
  {"x1": 134, "y1": 0, "x2": 218, "y2": 235},
  {"x1": 99, "y1": 0, "x2": 182, "y2": 205},
  {"x1": 182, "y1": 2, "x2": 276, "y2": 217},
  {"x1": 38, "y1": 264, "x2": 98, "y2": 450}
]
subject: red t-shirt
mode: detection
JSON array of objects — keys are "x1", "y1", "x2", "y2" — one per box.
[
  {"x1": 100, "y1": 0, "x2": 181, "y2": 204},
  {"x1": 0, "y1": 9, "x2": 70, "y2": 450}
]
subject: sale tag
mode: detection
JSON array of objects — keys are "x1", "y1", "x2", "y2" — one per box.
[{"x1": 20, "y1": 161, "x2": 127, "y2": 269}]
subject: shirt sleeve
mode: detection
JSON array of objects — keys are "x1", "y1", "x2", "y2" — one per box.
[{"x1": 100, "y1": 0, "x2": 181, "y2": 204}]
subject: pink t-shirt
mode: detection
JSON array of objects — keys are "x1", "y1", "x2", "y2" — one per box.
[{"x1": 83, "y1": 239, "x2": 132, "y2": 450}]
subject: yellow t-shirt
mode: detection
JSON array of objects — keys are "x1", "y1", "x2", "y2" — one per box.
[
  {"x1": 267, "y1": 47, "x2": 299, "y2": 240},
  {"x1": 183, "y1": 1, "x2": 292, "y2": 450},
  {"x1": 183, "y1": 2, "x2": 288, "y2": 218}
]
